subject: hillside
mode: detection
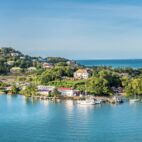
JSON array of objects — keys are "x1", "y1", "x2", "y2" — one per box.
[{"x1": 0, "y1": 47, "x2": 71, "y2": 74}]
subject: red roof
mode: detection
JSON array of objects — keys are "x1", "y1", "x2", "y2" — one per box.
[{"x1": 58, "y1": 87, "x2": 73, "y2": 91}]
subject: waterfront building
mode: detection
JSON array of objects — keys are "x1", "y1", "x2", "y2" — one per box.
[
  {"x1": 37, "y1": 85, "x2": 55, "y2": 95},
  {"x1": 58, "y1": 87, "x2": 79, "y2": 96}
]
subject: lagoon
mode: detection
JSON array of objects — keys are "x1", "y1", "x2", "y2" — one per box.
[{"x1": 0, "y1": 95, "x2": 142, "y2": 142}]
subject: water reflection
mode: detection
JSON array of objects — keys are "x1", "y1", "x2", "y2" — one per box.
[
  {"x1": 1, "y1": 95, "x2": 142, "y2": 142},
  {"x1": 64, "y1": 100, "x2": 74, "y2": 112},
  {"x1": 6, "y1": 95, "x2": 20, "y2": 107},
  {"x1": 41, "y1": 100, "x2": 49, "y2": 106},
  {"x1": 6, "y1": 95, "x2": 13, "y2": 106},
  {"x1": 77, "y1": 103, "x2": 102, "y2": 110},
  {"x1": 24, "y1": 97, "x2": 39, "y2": 105}
]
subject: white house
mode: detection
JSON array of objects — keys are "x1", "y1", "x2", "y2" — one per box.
[
  {"x1": 20, "y1": 56, "x2": 25, "y2": 59},
  {"x1": 27, "y1": 67, "x2": 37, "y2": 72},
  {"x1": 7, "y1": 61, "x2": 15, "y2": 66},
  {"x1": 10, "y1": 67, "x2": 22, "y2": 73},
  {"x1": 74, "y1": 69, "x2": 91, "y2": 79},
  {"x1": 58, "y1": 88, "x2": 77, "y2": 97},
  {"x1": 37, "y1": 85, "x2": 55, "y2": 96},
  {"x1": 66, "y1": 60, "x2": 76, "y2": 65},
  {"x1": 10, "y1": 52, "x2": 19, "y2": 57},
  {"x1": 42, "y1": 63, "x2": 54, "y2": 69}
]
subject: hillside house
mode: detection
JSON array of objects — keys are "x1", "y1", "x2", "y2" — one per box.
[
  {"x1": 10, "y1": 67, "x2": 22, "y2": 73},
  {"x1": 74, "y1": 69, "x2": 91, "y2": 79},
  {"x1": 42, "y1": 63, "x2": 54, "y2": 69},
  {"x1": 27, "y1": 67, "x2": 37, "y2": 72}
]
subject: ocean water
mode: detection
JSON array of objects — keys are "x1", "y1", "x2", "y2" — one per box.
[
  {"x1": 77, "y1": 59, "x2": 142, "y2": 68},
  {"x1": 0, "y1": 95, "x2": 142, "y2": 142}
]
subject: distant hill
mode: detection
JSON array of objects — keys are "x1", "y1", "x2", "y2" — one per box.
[{"x1": 0, "y1": 47, "x2": 71, "y2": 74}]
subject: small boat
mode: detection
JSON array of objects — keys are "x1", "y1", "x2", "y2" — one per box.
[
  {"x1": 77, "y1": 99, "x2": 101, "y2": 105},
  {"x1": 129, "y1": 99, "x2": 140, "y2": 103},
  {"x1": 111, "y1": 96, "x2": 123, "y2": 104},
  {"x1": 129, "y1": 95, "x2": 140, "y2": 103},
  {"x1": 95, "y1": 99, "x2": 102, "y2": 104}
]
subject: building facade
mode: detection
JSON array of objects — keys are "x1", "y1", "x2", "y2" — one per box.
[{"x1": 74, "y1": 69, "x2": 91, "y2": 79}]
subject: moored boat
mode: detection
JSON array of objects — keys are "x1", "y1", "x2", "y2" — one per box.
[
  {"x1": 110, "y1": 96, "x2": 123, "y2": 104},
  {"x1": 77, "y1": 99, "x2": 102, "y2": 105},
  {"x1": 129, "y1": 95, "x2": 140, "y2": 103},
  {"x1": 129, "y1": 99, "x2": 140, "y2": 103}
]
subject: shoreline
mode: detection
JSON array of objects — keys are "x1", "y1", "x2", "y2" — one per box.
[{"x1": 1, "y1": 93, "x2": 125, "y2": 104}]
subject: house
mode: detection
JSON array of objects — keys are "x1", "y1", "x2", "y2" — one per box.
[
  {"x1": 7, "y1": 61, "x2": 15, "y2": 66},
  {"x1": 10, "y1": 52, "x2": 19, "y2": 57},
  {"x1": 42, "y1": 63, "x2": 54, "y2": 69},
  {"x1": 20, "y1": 56, "x2": 25, "y2": 59},
  {"x1": 74, "y1": 69, "x2": 91, "y2": 79},
  {"x1": 5, "y1": 86, "x2": 13, "y2": 91},
  {"x1": 37, "y1": 85, "x2": 55, "y2": 96},
  {"x1": 67, "y1": 60, "x2": 76, "y2": 65},
  {"x1": 58, "y1": 87, "x2": 79, "y2": 97},
  {"x1": 27, "y1": 67, "x2": 37, "y2": 72},
  {"x1": 10, "y1": 67, "x2": 22, "y2": 73},
  {"x1": 119, "y1": 73, "x2": 129, "y2": 77}
]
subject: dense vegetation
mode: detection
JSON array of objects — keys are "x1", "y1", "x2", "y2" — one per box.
[
  {"x1": 46, "y1": 57, "x2": 69, "y2": 64},
  {"x1": 0, "y1": 47, "x2": 69, "y2": 74},
  {"x1": 31, "y1": 66, "x2": 142, "y2": 96},
  {"x1": 0, "y1": 47, "x2": 142, "y2": 97}
]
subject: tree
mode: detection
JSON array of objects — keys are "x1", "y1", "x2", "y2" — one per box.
[
  {"x1": 86, "y1": 77, "x2": 113, "y2": 96},
  {"x1": 50, "y1": 88, "x2": 61, "y2": 97},
  {"x1": 21, "y1": 85, "x2": 37, "y2": 97},
  {"x1": 98, "y1": 70, "x2": 122, "y2": 87},
  {"x1": 10, "y1": 86, "x2": 19, "y2": 94},
  {"x1": 124, "y1": 78, "x2": 142, "y2": 96}
]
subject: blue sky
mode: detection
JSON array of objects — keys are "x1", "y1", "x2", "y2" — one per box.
[{"x1": 0, "y1": 0, "x2": 142, "y2": 59}]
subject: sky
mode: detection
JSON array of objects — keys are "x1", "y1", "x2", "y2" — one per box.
[{"x1": 0, "y1": 0, "x2": 142, "y2": 59}]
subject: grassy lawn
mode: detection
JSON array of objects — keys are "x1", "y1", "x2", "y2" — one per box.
[{"x1": 47, "y1": 80, "x2": 86, "y2": 88}]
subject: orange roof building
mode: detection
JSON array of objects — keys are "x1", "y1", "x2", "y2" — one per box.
[{"x1": 74, "y1": 69, "x2": 91, "y2": 79}]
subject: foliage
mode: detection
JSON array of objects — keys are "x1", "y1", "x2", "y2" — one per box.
[
  {"x1": 10, "y1": 86, "x2": 19, "y2": 94},
  {"x1": 0, "y1": 82, "x2": 8, "y2": 87},
  {"x1": 123, "y1": 78, "x2": 142, "y2": 96},
  {"x1": 47, "y1": 57, "x2": 69, "y2": 64},
  {"x1": 21, "y1": 85, "x2": 37, "y2": 97},
  {"x1": 38, "y1": 67, "x2": 75, "y2": 84},
  {"x1": 0, "y1": 60, "x2": 10, "y2": 74},
  {"x1": 49, "y1": 88, "x2": 61, "y2": 97},
  {"x1": 86, "y1": 77, "x2": 113, "y2": 96}
]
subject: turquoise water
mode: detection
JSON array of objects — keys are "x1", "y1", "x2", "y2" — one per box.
[
  {"x1": 77, "y1": 59, "x2": 142, "y2": 68},
  {"x1": 1, "y1": 95, "x2": 142, "y2": 142}
]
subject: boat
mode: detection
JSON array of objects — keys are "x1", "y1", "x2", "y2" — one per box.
[
  {"x1": 95, "y1": 99, "x2": 102, "y2": 104},
  {"x1": 77, "y1": 99, "x2": 102, "y2": 105},
  {"x1": 77, "y1": 82, "x2": 102, "y2": 105},
  {"x1": 129, "y1": 99, "x2": 140, "y2": 103},
  {"x1": 129, "y1": 95, "x2": 140, "y2": 103},
  {"x1": 111, "y1": 96, "x2": 123, "y2": 104}
]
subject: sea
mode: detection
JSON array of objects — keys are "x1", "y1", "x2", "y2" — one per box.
[
  {"x1": 77, "y1": 59, "x2": 142, "y2": 68},
  {"x1": 1, "y1": 95, "x2": 142, "y2": 142}
]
